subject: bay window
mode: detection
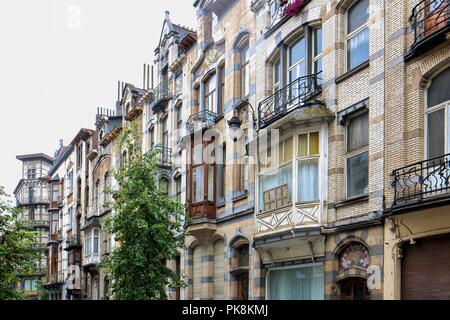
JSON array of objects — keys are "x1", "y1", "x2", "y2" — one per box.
[
  {"x1": 259, "y1": 163, "x2": 293, "y2": 212},
  {"x1": 426, "y1": 66, "x2": 450, "y2": 159},
  {"x1": 84, "y1": 228, "x2": 100, "y2": 258},
  {"x1": 192, "y1": 166, "x2": 204, "y2": 203},
  {"x1": 346, "y1": 0, "x2": 369, "y2": 71},
  {"x1": 51, "y1": 213, "x2": 59, "y2": 235},
  {"x1": 346, "y1": 111, "x2": 369, "y2": 198}
]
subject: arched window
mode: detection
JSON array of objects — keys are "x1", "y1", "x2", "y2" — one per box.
[
  {"x1": 426, "y1": 66, "x2": 450, "y2": 159},
  {"x1": 175, "y1": 174, "x2": 182, "y2": 203},
  {"x1": 204, "y1": 73, "x2": 217, "y2": 113},
  {"x1": 346, "y1": 0, "x2": 369, "y2": 71},
  {"x1": 159, "y1": 176, "x2": 169, "y2": 196},
  {"x1": 240, "y1": 41, "x2": 250, "y2": 98}
]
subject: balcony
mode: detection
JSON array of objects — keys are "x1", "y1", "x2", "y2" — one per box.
[
  {"x1": 263, "y1": 0, "x2": 309, "y2": 34},
  {"x1": 186, "y1": 110, "x2": 218, "y2": 134},
  {"x1": 151, "y1": 80, "x2": 172, "y2": 113},
  {"x1": 48, "y1": 231, "x2": 63, "y2": 244},
  {"x1": 392, "y1": 153, "x2": 450, "y2": 210},
  {"x1": 258, "y1": 73, "x2": 323, "y2": 129},
  {"x1": 17, "y1": 198, "x2": 48, "y2": 207},
  {"x1": 82, "y1": 253, "x2": 101, "y2": 267},
  {"x1": 124, "y1": 104, "x2": 144, "y2": 121},
  {"x1": 64, "y1": 235, "x2": 82, "y2": 251},
  {"x1": 149, "y1": 144, "x2": 172, "y2": 167},
  {"x1": 46, "y1": 273, "x2": 64, "y2": 285},
  {"x1": 24, "y1": 219, "x2": 49, "y2": 229},
  {"x1": 406, "y1": 0, "x2": 450, "y2": 60}
]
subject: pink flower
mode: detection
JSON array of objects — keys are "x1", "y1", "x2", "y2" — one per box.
[{"x1": 283, "y1": 0, "x2": 305, "y2": 17}]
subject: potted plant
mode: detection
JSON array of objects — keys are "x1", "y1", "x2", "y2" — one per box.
[{"x1": 283, "y1": 0, "x2": 305, "y2": 17}]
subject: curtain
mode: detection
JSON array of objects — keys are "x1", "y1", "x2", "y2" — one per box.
[
  {"x1": 269, "y1": 264, "x2": 324, "y2": 300},
  {"x1": 298, "y1": 159, "x2": 319, "y2": 202},
  {"x1": 347, "y1": 112, "x2": 368, "y2": 151}
]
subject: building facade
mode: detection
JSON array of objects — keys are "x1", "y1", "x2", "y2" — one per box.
[{"x1": 14, "y1": 153, "x2": 54, "y2": 299}]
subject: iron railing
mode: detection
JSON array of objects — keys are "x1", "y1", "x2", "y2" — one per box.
[
  {"x1": 410, "y1": 0, "x2": 450, "y2": 47},
  {"x1": 268, "y1": 0, "x2": 294, "y2": 30},
  {"x1": 150, "y1": 80, "x2": 171, "y2": 108},
  {"x1": 149, "y1": 144, "x2": 172, "y2": 167},
  {"x1": 392, "y1": 153, "x2": 450, "y2": 207},
  {"x1": 258, "y1": 73, "x2": 322, "y2": 128},
  {"x1": 65, "y1": 235, "x2": 82, "y2": 250},
  {"x1": 186, "y1": 109, "x2": 218, "y2": 134},
  {"x1": 47, "y1": 273, "x2": 64, "y2": 284}
]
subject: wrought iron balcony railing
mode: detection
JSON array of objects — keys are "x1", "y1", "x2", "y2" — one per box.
[
  {"x1": 409, "y1": 0, "x2": 450, "y2": 52},
  {"x1": 47, "y1": 273, "x2": 64, "y2": 284},
  {"x1": 150, "y1": 80, "x2": 172, "y2": 112},
  {"x1": 392, "y1": 153, "x2": 450, "y2": 208},
  {"x1": 65, "y1": 235, "x2": 82, "y2": 250},
  {"x1": 258, "y1": 73, "x2": 322, "y2": 129},
  {"x1": 267, "y1": 0, "x2": 293, "y2": 30},
  {"x1": 149, "y1": 144, "x2": 172, "y2": 167},
  {"x1": 186, "y1": 109, "x2": 218, "y2": 134}
]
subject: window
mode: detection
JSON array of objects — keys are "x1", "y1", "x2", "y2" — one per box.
[
  {"x1": 426, "y1": 67, "x2": 450, "y2": 159},
  {"x1": 149, "y1": 127, "x2": 155, "y2": 150},
  {"x1": 240, "y1": 42, "x2": 250, "y2": 97},
  {"x1": 236, "y1": 245, "x2": 249, "y2": 301},
  {"x1": 175, "y1": 72, "x2": 183, "y2": 94},
  {"x1": 28, "y1": 187, "x2": 34, "y2": 203},
  {"x1": 94, "y1": 179, "x2": 100, "y2": 213},
  {"x1": 104, "y1": 172, "x2": 110, "y2": 205},
  {"x1": 219, "y1": 65, "x2": 225, "y2": 114},
  {"x1": 268, "y1": 264, "x2": 324, "y2": 300},
  {"x1": 297, "y1": 132, "x2": 320, "y2": 202},
  {"x1": 289, "y1": 37, "x2": 306, "y2": 85},
  {"x1": 219, "y1": 144, "x2": 227, "y2": 199},
  {"x1": 52, "y1": 184, "x2": 59, "y2": 203},
  {"x1": 93, "y1": 229, "x2": 99, "y2": 254},
  {"x1": 346, "y1": 0, "x2": 369, "y2": 70},
  {"x1": 346, "y1": 111, "x2": 369, "y2": 197},
  {"x1": 76, "y1": 145, "x2": 83, "y2": 169},
  {"x1": 67, "y1": 171, "x2": 73, "y2": 195},
  {"x1": 194, "y1": 85, "x2": 200, "y2": 113},
  {"x1": 160, "y1": 177, "x2": 169, "y2": 196},
  {"x1": 237, "y1": 245, "x2": 249, "y2": 267},
  {"x1": 27, "y1": 168, "x2": 36, "y2": 180},
  {"x1": 192, "y1": 166, "x2": 204, "y2": 203},
  {"x1": 29, "y1": 209, "x2": 35, "y2": 221},
  {"x1": 175, "y1": 175, "x2": 182, "y2": 203},
  {"x1": 176, "y1": 105, "x2": 183, "y2": 133},
  {"x1": 240, "y1": 136, "x2": 249, "y2": 191},
  {"x1": 259, "y1": 163, "x2": 292, "y2": 211},
  {"x1": 84, "y1": 229, "x2": 100, "y2": 257},
  {"x1": 161, "y1": 116, "x2": 168, "y2": 148},
  {"x1": 51, "y1": 213, "x2": 59, "y2": 234},
  {"x1": 67, "y1": 207, "x2": 73, "y2": 230},
  {"x1": 312, "y1": 27, "x2": 323, "y2": 78},
  {"x1": 204, "y1": 73, "x2": 217, "y2": 113}
]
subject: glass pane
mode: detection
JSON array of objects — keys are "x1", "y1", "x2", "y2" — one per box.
[
  {"x1": 314, "y1": 58, "x2": 322, "y2": 75},
  {"x1": 347, "y1": 151, "x2": 369, "y2": 197},
  {"x1": 427, "y1": 67, "x2": 450, "y2": 108},
  {"x1": 298, "y1": 134, "x2": 308, "y2": 157},
  {"x1": 238, "y1": 246, "x2": 249, "y2": 267},
  {"x1": 259, "y1": 163, "x2": 292, "y2": 211},
  {"x1": 269, "y1": 265, "x2": 324, "y2": 300},
  {"x1": 193, "y1": 166, "x2": 204, "y2": 203},
  {"x1": 427, "y1": 108, "x2": 445, "y2": 159},
  {"x1": 284, "y1": 138, "x2": 293, "y2": 162},
  {"x1": 208, "y1": 165, "x2": 214, "y2": 201},
  {"x1": 348, "y1": 0, "x2": 369, "y2": 33},
  {"x1": 274, "y1": 61, "x2": 280, "y2": 84},
  {"x1": 310, "y1": 132, "x2": 320, "y2": 155},
  {"x1": 313, "y1": 28, "x2": 322, "y2": 56},
  {"x1": 289, "y1": 38, "x2": 305, "y2": 67},
  {"x1": 298, "y1": 159, "x2": 319, "y2": 202},
  {"x1": 24, "y1": 280, "x2": 31, "y2": 291},
  {"x1": 348, "y1": 112, "x2": 368, "y2": 151},
  {"x1": 347, "y1": 27, "x2": 369, "y2": 70}
]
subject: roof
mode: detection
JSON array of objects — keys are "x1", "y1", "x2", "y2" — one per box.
[{"x1": 16, "y1": 153, "x2": 54, "y2": 164}]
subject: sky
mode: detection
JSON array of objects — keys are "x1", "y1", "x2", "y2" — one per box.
[{"x1": 0, "y1": 0, "x2": 196, "y2": 196}]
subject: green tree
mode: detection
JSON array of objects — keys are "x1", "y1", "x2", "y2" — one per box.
[
  {"x1": 102, "y1": 124, "x2": 185, "y2": 300},
  {"x1": 0, "y1": 186, "x2": 38, "y2": 300}
]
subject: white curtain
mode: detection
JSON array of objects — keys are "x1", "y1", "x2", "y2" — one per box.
[
  {"x1": 269, "y1": 264, "x2": 324, "y2": 300},
  {"x1": 298, "y1": 159, "x2": 319, "y2": 202}
]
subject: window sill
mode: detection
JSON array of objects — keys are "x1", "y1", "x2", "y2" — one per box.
[
  {"x1": 334, "y1": 194, "x2": 369, "y2": 209},
  {"x1": 335, "y1": 60, "x2": 370, "y2": 84}
]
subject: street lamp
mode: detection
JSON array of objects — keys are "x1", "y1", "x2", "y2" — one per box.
[{"x1": 227, "y1": 98, "x2": 257, "y2": 132}]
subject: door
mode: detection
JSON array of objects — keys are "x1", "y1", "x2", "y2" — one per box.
[
  {"x1": 401, "y1": 234, "x2": 450, "y2": 299},
  {"x1": 237, "y1": 274, "x2": 249, "y2": 300},
  {"x1": 339, "y1": 277, "x2": 369, "y2": 300}
]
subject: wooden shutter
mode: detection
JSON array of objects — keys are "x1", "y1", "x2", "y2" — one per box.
[
  {"x1": 213, "y1": 240, "x2": 225, "y2": 300},
  {"x1": 193, "y1": 246, "x2": 202, "y2": 300}
]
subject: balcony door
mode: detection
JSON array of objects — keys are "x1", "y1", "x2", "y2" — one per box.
[
  {"x1": 425, "y1": 0, "x2": 449, "y2": 37},
  {"x1": 288, "y1": 37, "x2": 306, "y2": 106}
]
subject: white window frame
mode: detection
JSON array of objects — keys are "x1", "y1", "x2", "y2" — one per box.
[
  {"x1": 240, "y1": 42, "x2": 250, "y2": 98},
  {"x1": 288, "y1": 36, "x2": 306, "y2": 85},
  {"x1": 296, "y1": 131, "x2": 321, "y2": 204},
  {"x1": 345, "y1": 0, "x2": 369, "y2": 71},
  {"x1": 312, "y1": 27, "x2": 323, "y2": 75},
  {"x1": 204, "y1": 73, "x2": 217, "y2": 113},
  {"x1": 345, "y1": 110, "x2": 369, "y2": 198}
]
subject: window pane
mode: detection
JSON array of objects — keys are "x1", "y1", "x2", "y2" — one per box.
[
  {"x1": 313, "y1": 28, "x2": 322, "y2": 56},
  {"x1": 298, "y1": 134, "x2": 308, "y2": 157},
  {"x1": 280, "y1": 138, "x2": 293, "y2": 163},
  {"x1": 427, "y1": 67, "x2": 450, "y2": 108},
  {"x1": 348, "y1": 112, "x2": 368, "y2": 151},
  {"x1": 269, "y1": 265, "x2": 324, "y2": 300},
  {"x1": 310, "y1": 132, "x2": 320, "y2": 155},
  {"x1": 289, "y1": 38, "x2": 305, "y2": 67},
  {"x1": 347, "y1": 151, "x2": 369, "y2": 197},
  {"x1": 348, "y1": 0, "x2": 369, "y2": 33},
  {"x1": 193, "y1": 166, "x2": 204, "y2": 203},
  {"x1": 274, "y1": 61, "x2": 280, "y2": 84},
  {"x1": 32, "y1": 280, "x2": 38, "y2": 291},
  {"x1": 24, "y1": 280, "x2": 31, "y2": 291},
  {"x1": 347, "y1": 27, "x2": 369, "y2": 70},
  {"x1": 427, "y1": 108, "x2": 445, "y2": 159},
  {"x1": 259, "y1": 163, "x2": 292, "y2": 211},
  {"x1": 238, "y1": 246, "x2": 249, "y2": 267},
  {"x1": 298, "y1": 159, "x2": 319, "y2": 202},
  {"x1": 208, "y1": 165, "x2": 214, "y2": 202}
]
